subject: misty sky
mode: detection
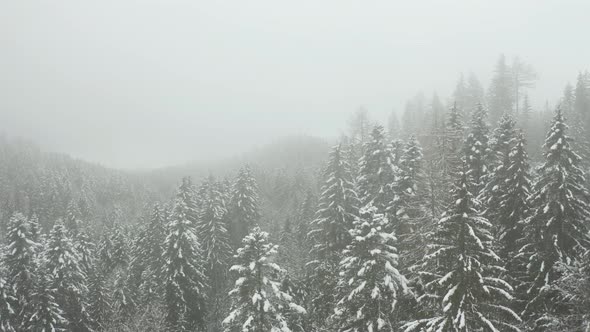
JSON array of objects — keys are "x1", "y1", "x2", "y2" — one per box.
[{"x1": 1, "y1": 0, "x2": 589, "y2": 169}]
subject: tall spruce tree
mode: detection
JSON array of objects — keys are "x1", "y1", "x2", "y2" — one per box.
[
  {"x1": 488, "y1": 54, "x2": 514, "y2": 123},
  {"x1": 26, "y1": 272, "x2": 66, "y2": 332},
  {"x1": 404, "y1": 166, "x2": 521, "y2": 332},
  {"x1": 46, "y1": 221, "x2": 92, "y2": 331},
  {"x1": 496, "y1": 132, "x2": 532, "y2": 256},
  {"x1": 109, "y1": 224, "x2": 130, "y2": 272},
  {"x1": 162, "y1": 196, "x2": 209, "y2": 331},
  {"x1": 308, "y1": 144, "x2": 359, "y2": 259},
  {"x1": 230, "y1": 165, "x2": 261, "y2": 246},
  {"x1": 437, "y1": 103, "x2": 464, "y2": 202},
  {"x1": 87, "y1": 266, "x2": 112, "y2": 331},
  {"x1": 357, "y1": 125, "x2": 398, "y2": 222},
  {"x1": 0, "y1": 276, "x2": 16, "y2": 332},
  {"x1": 397, "y1": 135, "x2": 427, "y2": 270},
  {"x1": 307, "y1": 144, "x2": 359, "y2": 328},
  {"x1": 482, "y1": 113, "x2": 517, "y2": 234},
  {"x1": 520, "y1": 108, "x2": 590, "y2": 327},
  {"x1": 464, "y1": 104, "x2": 491, "y2": 196},
  {"x1": 133, "y1": 204, "x2": 166, "y2": 303},
  {"x1": 197, "y1": 176, "x2": 232, "y2": 331},
  {"x1": 198, "y1": 176, "x2": 232, "y2": 274},
  {"x1": 3, "y1": 213, "x2": 37, "y2": 324},
  {"x1": 571, "y1": 72, "x2": 590, "y2": 174},
  {"x1": 177, "y1": 176, "x2": 200, "y2": 227},
  {"x1": 223, "y1": 227, "x2": 306, "y2": 332},
  {"x1": 332, "y1": 206, "x2": 409, "y2": 332}
]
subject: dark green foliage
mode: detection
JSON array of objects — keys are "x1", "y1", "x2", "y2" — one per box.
[
  {"x1": 308, "y1": 144, "x2": 359, "y2": 259},
  {"x1": 357, "y1": 125, "x2": 398, "y2": 218},
  {"x1": 163, "y1": 196, "x2": 208, "y2": 331},
  {"x1": 223, "y1": 227, "x2": 306, "y2": 332},
  {"x1": 0, "y1": 277, "x2": 16, "y2": 332},
  {"x1": 520, "y1": 109, "x2": 590, "y2": 326},
  {"x1": 230, "y1": 165, "x2": 261, "y2": 246},
  {"x1": 26, "y1": 274, "x2": 66, "y2": 332},
  {"x1": 3, "y1": 213, "x2": 37, "y2": 323},
  {"x1": 405, "y1": 167, "x2": 521, "y2": 332},
  {"x1": 464, "y1": 104, "x2": 491, "y2": 195},
  {"x1": 333, "y1": 207, "x2": 409, "y2": 332},
  {"x1": 46, "y1": 221, "x2": 93, "y2": 331}
]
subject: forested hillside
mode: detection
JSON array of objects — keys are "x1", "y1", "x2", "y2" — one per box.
[
  {"x1": 0, "y1": 137, "x2": 160, "y2": 238},
  {"x1": 1, "y1": 61, "x2": 590, "y2": 332}
]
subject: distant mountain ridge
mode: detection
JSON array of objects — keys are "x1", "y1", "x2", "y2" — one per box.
[{"x1": 0, "y1": 135, "x2": 331, "y2": 234}]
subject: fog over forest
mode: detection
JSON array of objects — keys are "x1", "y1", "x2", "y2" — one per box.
[
  {"x1": 2, "y1": 0, "x2": 589, "y2": 168},
  {"x1": 1, "y1": 1, "x2": 590, "y2": 332}
]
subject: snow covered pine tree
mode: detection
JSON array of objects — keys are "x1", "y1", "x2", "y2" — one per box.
[
  {"x1": 163, "y1": 193, "x2": 209, "y2": 331},
  {"x1": 230, "y1": 165, "x2": 261, "y2": 247},
  {"x1": 0, "y1": 276, "x2": 16, "y2": 332},
  {"x1": 223, "y1": 227, "x2": 306, "y2": 332},
  {"x1": 333, "y1": 206, "x2": 409, "y2": 332},
  {"x1": 404, "y1": 165, "x2": 521, "y2": 332},
  {"x1": 3, "y1": 213, "x2": 38, "y2": 326},
  {"x1": 307, "y1": 144, "x2": 359, "y2": 327},
  {"x1": 520, "y1": 108, "x2": 590, "y2": 329},
  {"x1": 46, "y1": 220, "x2": 93, "y2": 331}
]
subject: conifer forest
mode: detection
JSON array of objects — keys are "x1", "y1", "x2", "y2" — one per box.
[{"x1": 2, "y1": 2, "x2": 590, "y2": 332}]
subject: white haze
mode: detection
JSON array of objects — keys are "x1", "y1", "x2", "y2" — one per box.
[{"x1": 1, "y1": 0, "x2": 589, "y2": 169}]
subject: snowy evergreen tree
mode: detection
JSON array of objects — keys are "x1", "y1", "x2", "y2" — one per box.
[
  {"x1": 308, "y1": 144, "x2": 359, "y2": 259},
  {"x1": 176, "y1": 176, "x2": 200, "y2": 227},
  {"x1": 279, "y1": 275, "x2": 309, "y2": 332},
  {"x1": 26, "y1": 273, "x2": 66, "y2": 332},
  {"x1": 230, "y1": 165, "x2": 261, "y2": 246},
  {"x1": 162, "y1": 196, "x2": 209, "y2": 331},
  {"x1": 65, "y1": 201, "x2": 83, "y2": 237},
  {"x1": 87, "y1": 267, "x2": 111, "y2": 331},
  {"x1": 97, "y1": 233, "x2": 114, "y2": 273},
  {"x1": 307, "y1": 144, "x2": 359, "y2": 328},
  {"x1": 198, "y1": 176, "x2": 232, "y2": 274},
  {"x1": 390, "y1": 139, "x2": 404, "y2": 167},
  {"x1": 494, "y1": 131, "x2": 532, "y2": 256},
  {"x1": 294, "y1": 189, "x2": 315, "y2": 250},
  {"x1": 3, "y1": 213, "x2": 37, "y2": 323},
  {"x1": 397, "y1": 135, "x2": 426, "y2": 265},
  {"x1": 520, "y1": 108, "x2": 590, "y2": 326},
  {"x1": 332, "y1": 206, "x2": 409, "y2": 332},
  {"x1": 46, "y1": 221, "x2": 92, "y2": 331},
  {"x1": 545, "y1": 250, "x2": 590, "y2": 331},
  {"x1": 197, "y1": 176, "x2": 232, "y2": 331},
  {"x1": 223, "y1": 227, "x2": 306, "y2": 332},
  {"x1": 133, "y1": 204, "x2": 166, "y2": 303},
  {"x1": 488, "y1": 54, "x2": 514, "y2": 123},
  {"x1": 464, "y1": 104, "x2": 491, "y2": 195},
  {"x1": 434, "y1": 103, "x2": 464, "y2": 205},
  {"x1": 482, "y1": 113, "x2": 517, "y2": 233},
  {"x1": 489, "y1": 132, "x2": 534, "y2": 315},
  {"x1": 574, "y1": 71, "x2": 590, "y2": 123},
  {"x1": 109, "y1": 224, "x2": 130, "y2": 272},
  {"x1": 64, "y1": 202, "x2": 94, "y2": 275},
  {"x1": 304, "y1": 258, "x2": 338, "y2": 331},
  {"x1": 571, "y1": 72, "x2": 590, "y2": 174},
  {"x1": 110, "y1": 267, "x2": 135, "y2": 324},
  {"x1": 404, "y1": 167, "x2": 521, "y2": 332},
  {"x1": 29, "y1": 214, "x2": 41, "y2": 245},
  {"x1": 357, "y1": 125, "x2": 398, "y2": 221},
  {"x1": 75, "y1": 231, "x2": 94, "y2": 277},
  {"x1": 0, "y1": 276, "x2": 16, "y2": 332},
  {"x1": 519, "y1": 94, "x2": 533, "y2": 134}
]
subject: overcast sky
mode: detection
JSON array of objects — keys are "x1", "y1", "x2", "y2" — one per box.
[{"x1": 1, "y1": 0, "x2": 589, "y2": 169}]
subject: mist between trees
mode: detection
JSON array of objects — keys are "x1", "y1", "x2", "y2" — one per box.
[{"x1": 1, "y1": 56, "x2": 590, "y2": 331}]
